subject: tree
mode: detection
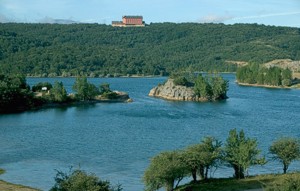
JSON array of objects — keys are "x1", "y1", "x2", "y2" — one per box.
[
  {"x1": 182, "y1": 137, "x2": 222, "y2": 182},
  {"x1": 194, "y1": 75, "x2": 211, "y2": 99},
  {"x1": 173, "y1": 76, "x2": 189, "y2": 86},
  {"x1": 99, "y1": 83, "x2": 111, "y2": 94},
  {"x1": 50, "y1": 168, "x2": 122, "y2": 191},
  {"x1": 223, "y1": 129, "x2": 266, "y2": 179},
  {"x1": 143, "y1": 151, "x2": 188, "y2": 191},
  {"x1": 72, "y1": 77, "x2": 99, "y2": 101},
  {"x1": 0, "y1": 74, "x2": 33, "y2": 113},
  {"x1": 210, "y1": 75, "x2": 228, "y2": 100},
  {"x1": 269, "y1": 138, "x2": 300, "y2": 174},
  {"x1": 50, "y1": 81, "x2": 68, "y2": 102},
  {"x1": 32, "y1": 82, "x2": 53, "y2": 92},
  {"x1": 281, "y1": 68, "x2": 293, "y2": 86}
]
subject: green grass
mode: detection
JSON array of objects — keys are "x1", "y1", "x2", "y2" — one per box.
[
  {"x1": 0, "y1": 169, "x2": 5, "y2": 175},
  {"x1": 176, "y1": 173, "x2": 300, "y2": 191}
]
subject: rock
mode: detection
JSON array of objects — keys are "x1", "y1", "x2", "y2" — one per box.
[{"x1": 149, "y1": 79, "x2": 208, "y2": 101}]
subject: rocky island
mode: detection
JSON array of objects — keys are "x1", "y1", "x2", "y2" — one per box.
[{"x1": 149, "y1": 74, "x2": 228, "y2": 102}]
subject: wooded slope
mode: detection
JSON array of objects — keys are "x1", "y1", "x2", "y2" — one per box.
[{"x1": 0, "y1": 23, "x2": 299, "y2": 76}]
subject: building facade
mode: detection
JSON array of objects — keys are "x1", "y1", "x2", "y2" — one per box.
[{"x1": 112, "y1": 16, "x2": 145, "y2": 27}]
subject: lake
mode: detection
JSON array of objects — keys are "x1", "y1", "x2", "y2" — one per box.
[{"x1": 0, "y1": 74, "x2": 299, "y2": 190}]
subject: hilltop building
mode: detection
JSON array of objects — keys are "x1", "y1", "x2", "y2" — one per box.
[{"x1": 112, "y1": 16, "x2": 145, "y2": 27}]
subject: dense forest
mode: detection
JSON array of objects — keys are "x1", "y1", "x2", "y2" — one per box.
[
  {"x1": 0, "y1": 23, "x2": 300, "y2": 76},
  {"x1": 236, "y1": 63, "x2": 294, "y2": 86}
]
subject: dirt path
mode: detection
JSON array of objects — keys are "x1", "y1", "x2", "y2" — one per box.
[{"x1": 0, "y1": 180, "x2": 40, "y2": 191}]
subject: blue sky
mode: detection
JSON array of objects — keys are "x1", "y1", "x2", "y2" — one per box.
[{"x1": 0, "y1": 0, "x2": 300, "y2": 27}]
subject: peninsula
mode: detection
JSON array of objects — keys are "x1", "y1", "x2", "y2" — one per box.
[
  {"x1": 149, "y1": 74, "x2": 228, "y2": 102},
  {"x1": 0, "y1": 75, "x2": 131, "y2": 114},
  {"x1": 236, "y1": 61, "x2": 300, "y2": 89}
]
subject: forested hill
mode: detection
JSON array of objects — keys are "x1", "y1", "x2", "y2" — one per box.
[{"x1": 0, "y1": 23, "x2": 299, "y2": 77}]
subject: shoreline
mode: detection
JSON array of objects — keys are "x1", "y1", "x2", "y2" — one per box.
[
  {"x1": 0, "y1": 93, "x2": 132, "y2": 114},
  {"x1": 0, "y1": 169, "x2": 40, "y2": 191},
  {"x1": 236, "y1": 82, "x2": 300, "y2": 89},
  {"x1": 25, "y1": 72, "x2": 236, "y2": 79}
]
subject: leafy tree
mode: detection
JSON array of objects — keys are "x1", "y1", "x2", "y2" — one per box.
[
  {"x1": 282, "y1": 68, "x2": 292, "y2": 81},
  {"x1": 173, "y1": 76, "x2": 189, "y2": 86},
  {"x1": 182, "y1": 137, "x2": 222, "y2": 182},
  {"x1": 99, "y1": 83, "x2": 118, "y2": 99},
  {"x1": 210, "y1": 75, "x2": 229, "y2": 100},
  {"x1": 50, "y1": 168, "x2": 122, "y2": 191},
  {"x1": 72, "y1": 77, "x2": 99, "y2": 101},
  {"x1": 50, "y1": 81, "x2": 68, "y2": 102},
  {"x1": 32, "y1": 82, "x2": 53, "y2": 92},
  {"x1": 143, "y1": 151, "x2": 188, "y2": 191},
  {"x1": 0, "y1": 74, "x2": 33, "y2": 113},
  {"x1": 99, "y1": 83, "x2": 111, "y2": 94},
  {"x1": 194, "y1": 75, "x2": 211, "y2": 99},
  {"x1": 281, "y1": 68, "x2": 293, "y2": 86},
  {"x1": 223, "y1": 129, "x2": 266, "y2": 179},
  {"x1": 269, "y1": 138, "x2": 300, "y2": 174}
]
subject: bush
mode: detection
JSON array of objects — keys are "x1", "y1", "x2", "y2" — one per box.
[
  {"x1": 32, "y1": 82, "x2": 52, "y2": 92},
  {"x1": 173, "y1": 76, "x2": 190, "y2": 86},
  {"x1": 265, "y1": 173, "x2": 300, "y2": 191},
  {"x1": 282, "y1": 79, "x2": 292, "y2": 86},
  {"x1": 50, "y1": 168, "x2": 122, "y2": 191}
]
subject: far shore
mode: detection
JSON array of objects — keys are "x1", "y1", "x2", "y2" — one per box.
[
  {"x1": 236, "y1": 81, "x2": 300, "y2": 89},
  {"x1": 25, "y1": 72, "x2": 237, "y2": 78}
]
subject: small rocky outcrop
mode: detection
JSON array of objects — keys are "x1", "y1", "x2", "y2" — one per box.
[
  {"x1": 95, "y1": 91, "x2": 133, "y2": 102},
  {"x1": 149, "y1": 79, "x2": 207, "y2": 101}
]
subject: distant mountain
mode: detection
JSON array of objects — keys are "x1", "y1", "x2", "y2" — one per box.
[{"x1": 0, "y1": 22, "x2": 299, "y2": 77}]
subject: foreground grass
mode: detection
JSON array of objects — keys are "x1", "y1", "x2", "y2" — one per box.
[
  {"x1": 176, "y1": 173, "x2": 300, "y2": 191},
  {"x1": 0, "y1": 168, "x2": 40, "y2": 191}
]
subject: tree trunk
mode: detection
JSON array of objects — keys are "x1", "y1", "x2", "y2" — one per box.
[
  {"x1": 165, "y1": 179, "x2": 174, "y2": 191},
  {"x1": 233, "y1": 165, "x2": 245, "y2": 179},
  {"x1": 192, "y1": 169, "x2": 197, "y2": 182},
  {"x1": 283, "y1": 163, "x2": 288, "y2": 174},
  {"x1": 204, "y1": 167, "x2": 209, "y2": 180},
  {"x1": 199, "y1": 165, "x2": 205, "y2": 180}
]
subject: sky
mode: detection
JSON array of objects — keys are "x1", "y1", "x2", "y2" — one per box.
[{"x1": 0, "y1": 0, "x2": 300, "y2": 27}]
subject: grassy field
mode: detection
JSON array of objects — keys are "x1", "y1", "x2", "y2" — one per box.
[
  {"x1": 0, "y1": 169, "x2": 40, "y2": 191},
  {"x1": 176, "y1": 173, "x2": 300, "y2": 191}
]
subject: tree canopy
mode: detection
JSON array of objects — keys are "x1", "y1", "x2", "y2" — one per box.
[
  {"x1": 223, "y1": 129, "x2": 266, "y2": 179},
  {"x1": 269, "y1": 138, "x2": 300, "y2": 174},
  {"x1": 0, "y1": 23, "x2": 299, "y2": 77},
  {"x1": 236, "y1": 63, "x2": 293, "y2": 86},
  {"x1": 143, "y1": 151, "x2": 188, "y2": 191},
  {"x1": 50, "y1": 168, "x2": 122, "y2": 191}
]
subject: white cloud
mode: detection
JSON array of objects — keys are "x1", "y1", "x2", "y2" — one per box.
[
  {"x1": 232, "y1": 11, "x2": 300, "y2": 21},
  {"x1": 0, "y1": 14, "x2": 13, "y2": 23},
  {"x1": 198, "y1": 14, "x2": 233, "y2": 23}
]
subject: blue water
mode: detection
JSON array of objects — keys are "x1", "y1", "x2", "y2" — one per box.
[{"x1": 0, "y1": 74, "x2": 299, "y2": 190}]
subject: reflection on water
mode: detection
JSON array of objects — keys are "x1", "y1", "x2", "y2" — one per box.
[{"x1": 0, "y1": 75, "x2": 299, "y2": 191}]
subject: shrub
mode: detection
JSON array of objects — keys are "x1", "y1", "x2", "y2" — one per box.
[
  {"x1": 265, "y1": 173, "x2": 300, "y2": 191},
  {"x1": 50, "y1": 168, "x2": 122, "y2": 191}
]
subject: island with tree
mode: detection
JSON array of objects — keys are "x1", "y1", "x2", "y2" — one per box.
[
  {"x1": 149, "y1": 73, "x2": 229, "y2": 102},
  {"x1": 0, "y1": 74, "x2": 132, "y2": 114}
]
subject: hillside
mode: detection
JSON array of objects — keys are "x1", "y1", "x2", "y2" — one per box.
[{"x1": 0, "y1": 23, "x2": 299, "y2": 76}]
